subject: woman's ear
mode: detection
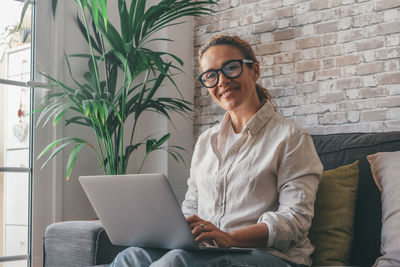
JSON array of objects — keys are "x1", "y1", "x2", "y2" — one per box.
[{"x1": 252, "y1": 63, "x2": 260, "y2": 81}]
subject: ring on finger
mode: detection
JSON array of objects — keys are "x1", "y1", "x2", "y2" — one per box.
[{"x1": 200, "y1": 223, "x2": 206, "y2": 232}]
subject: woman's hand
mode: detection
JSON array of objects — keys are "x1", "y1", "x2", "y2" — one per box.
[
  {"x1": 186, "y1": 215, "x2": 238, "y2": 248},
  {"x1": 186, "y1": 215, "x2": 270, "y2": 248}
]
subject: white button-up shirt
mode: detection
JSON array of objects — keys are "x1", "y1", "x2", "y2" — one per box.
[{"x1": 182, "y1": 102, "x2": 323, "y2": 266}]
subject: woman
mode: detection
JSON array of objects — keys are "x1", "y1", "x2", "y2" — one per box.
[{"x1": 110, "y1": 35, "x2": 323, "y2": 267}]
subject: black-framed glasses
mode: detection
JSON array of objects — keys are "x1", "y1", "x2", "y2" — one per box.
[{"x1": 198, "y1": 59, "x2": 253, "y2": 88}]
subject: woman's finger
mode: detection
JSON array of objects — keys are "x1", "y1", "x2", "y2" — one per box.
[
  {"x1": 195, "y1": 228, "x2": 231, "y2": 248},
  {"x1": 188, "y1": 221, "x2": 203, "y2": 230},
  {"x1": 195, "y1": 231, "x2": 215, "y2": 242},
  {"x1": 213, "y1": 240, "x2": 220, "y2": 248},
  {"x1": 192, "y1": 225, "x2": 204, "y2": 237},
  {"x1": 189, "y1": 220, "x2": 212, "y2": 232},
  {"x1": 185, "y1": 214, "x2": 201, "y2": 224},
  {"x1": 192, "y1": 221, "x2": 212, "y2": 235}
]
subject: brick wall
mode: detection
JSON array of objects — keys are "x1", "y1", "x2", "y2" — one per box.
[{"x1": 193, "y1": 0, "x2": 400, "y2": 140}]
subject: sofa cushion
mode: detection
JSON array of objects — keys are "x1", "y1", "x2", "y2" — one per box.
[
  {"x1": 43, "y1": 221, "x2": 104, "y2": 267},
  {"x1": 312, "y1": 131, "x2": 400, "y2": 267},
  {"x1": 368, "y1": 151, "x2": 400, "y2": 267},
  {"x1": 309, "y1": 161, "x2": 359, "y2": 266}
]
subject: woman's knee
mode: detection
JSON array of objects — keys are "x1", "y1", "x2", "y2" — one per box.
[
  {"x1": 152, "y1": 249, "x2": 235, "y2": 267},
  {"x1": 111, "y1": 247, "x2": 154, "y2": 267},
  {"x1": 152, "y1": 249, "x2": 191, "y2": 267}
]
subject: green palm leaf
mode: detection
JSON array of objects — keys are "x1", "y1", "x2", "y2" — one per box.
[
  {"x1": 19, "y1": 0, "x2": 30, "y2": 29},
  {"x1": 40, "y1": 142, "x2": 71, "y2": 169},
  {"x1": 90, "y1": 0, "x2": 99, "y2": 28},
  {"x1": 76, "y1": 15, "x2": 102, "y2": 54},
  {"x1": 66, "y1": 143, "x2": 87, "y2": 180}
]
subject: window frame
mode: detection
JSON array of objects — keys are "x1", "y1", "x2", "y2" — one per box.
[{"x1": 0, "y1": 1, "x2": 35, "y2": 265}]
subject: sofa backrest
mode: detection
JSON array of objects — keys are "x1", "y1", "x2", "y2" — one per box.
[{"x1": 311, "y1": 131, "x2": 400, "y2": 267}]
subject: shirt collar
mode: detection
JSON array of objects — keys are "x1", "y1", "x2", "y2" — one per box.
[
  {"x1": 217, "y1": 101, "x2": 275, "y2": 137},
  {"x1": 245, "y1": 101, "x2": 275, "y2": 136},
  {"x1": 210, "y1": 101, "x2": 275, "y2": 157}
]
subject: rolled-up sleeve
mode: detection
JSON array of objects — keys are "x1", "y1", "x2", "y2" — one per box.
[
  {"x1": 182, "y1": 173, "x2": 198, "y2": 217},
  {"x1": 182, "y1": 137, "x2": 203, "y2": 217},
  {"x1": 258, "y1": 133, "x2": 323, "y2": 251}
]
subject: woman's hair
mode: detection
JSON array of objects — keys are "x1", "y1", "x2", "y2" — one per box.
[{"x1": 199, "y1": 35, "x2": 275, "y2": 107}]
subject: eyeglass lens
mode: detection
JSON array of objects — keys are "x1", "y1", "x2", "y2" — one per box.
[{"x1": 200, "y1": 60, "x2": 243, "y2": 88}]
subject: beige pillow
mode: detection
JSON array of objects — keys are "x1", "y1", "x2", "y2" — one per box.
[{"x1": 367, "y1": 151, "x2": 400, "y2": 267}]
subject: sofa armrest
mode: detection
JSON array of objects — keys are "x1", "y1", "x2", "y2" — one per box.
[{"x1": 43, "y1": 220, "x2": 126, "y2": 267}]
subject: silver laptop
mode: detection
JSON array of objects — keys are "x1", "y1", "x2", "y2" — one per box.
[{"x1": 79, "y1": 173, "x2": 252, "y2": 252}]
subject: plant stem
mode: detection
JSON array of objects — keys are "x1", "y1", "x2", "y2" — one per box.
[
  {"x1": 89, "y1": 114, "x2": 108, "y2": 174},
  {"x1": 90, "y1": 113, "x2": 114, "y2": 174},
  {"x1": 88, "y1": 143, "x2": 107, "y2": 175},
  {"x1": 100, "y1": 36, "x2": 109, "y2": 93},
  {"x1": 136, "y1": 69, "x2": 150, "y2": 107},
  {"x1": 114, "y1": 123, "x2": 121, "y2": 172},
  {"x1": 119, "y1": 123, "x2": 124, "y2": 173},
  {"x1": 129, "y1": 116, "x2": 138, "y2": 146},
  {"x1": 93, "y1": 127, "x2": 107, "y2": 174},
  {"x1": 79, "y1": 3, "x2": 102, "y2": 94},
  {"x1": 118, "y1": 54, "x2": 134, "y2": 173},
  {"x1": 104, "y1": 125, "x2": 115, "y2": 174},
  {"x1": 138, "y1": 153, "x2": 148, "y2": 174}
]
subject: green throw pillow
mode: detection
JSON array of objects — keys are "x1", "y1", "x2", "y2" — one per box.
[{"x1": 309, "y1": 160, "x2": 359, "y2": 266}]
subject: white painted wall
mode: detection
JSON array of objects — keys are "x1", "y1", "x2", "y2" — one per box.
[
  {"x1": 32, "y1": 1, "x2": 64, "y2": 266},
  {"x1": 32, "y1": 1, "x2": 194, "y2": 265},
  {"x1": 165, "y1": 21, "x2": 194, "y2": 204}
]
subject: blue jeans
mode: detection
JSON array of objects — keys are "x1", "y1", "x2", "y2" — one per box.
[{"x1": 109, "y1": 247, "x2": 298, "y2": 267}]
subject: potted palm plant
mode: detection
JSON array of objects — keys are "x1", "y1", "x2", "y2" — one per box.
[{"x1": 35, "y1": 0, "x2": 214, "y2": 179}]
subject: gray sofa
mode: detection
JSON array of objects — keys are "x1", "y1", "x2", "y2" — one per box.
[{"x1": 43, "y1": 131, "x2": 400, "y2": 266}]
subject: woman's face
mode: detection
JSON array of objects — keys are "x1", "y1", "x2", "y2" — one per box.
[{"x1": 199, "y1": 45, "x2": 260, "y2": 112}]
